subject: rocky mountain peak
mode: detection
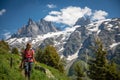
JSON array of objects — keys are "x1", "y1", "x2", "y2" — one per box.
[
  {"x1": 28, "y1": 18, "x2": 36, "y2": 25},
  {"x1": 11, "y1": 18, "x2": 59, "y2": 38},
  {"x1": 74, "y1": 16, "x2": 91, "y2": 26}
]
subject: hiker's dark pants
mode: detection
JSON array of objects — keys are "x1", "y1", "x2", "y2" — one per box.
[{"x1": 24, "y1": 62, "x2": 33, "y2": 78}]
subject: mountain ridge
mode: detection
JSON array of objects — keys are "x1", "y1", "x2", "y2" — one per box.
[{"x1": 7, "y1": 18, "x2": 120, "y2": 67}]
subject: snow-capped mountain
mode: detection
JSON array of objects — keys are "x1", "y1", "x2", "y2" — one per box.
[{"x1": 7, "y1": 18, "x2": 120, "y2": 63}]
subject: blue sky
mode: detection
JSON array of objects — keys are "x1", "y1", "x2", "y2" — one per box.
[{"x1": 0, "y1": 0, "x2": 120, "y2": 39}]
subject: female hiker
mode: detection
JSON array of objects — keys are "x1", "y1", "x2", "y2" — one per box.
[{"x1": 20, "y1": 43, "x2": 36, "y2": 80}]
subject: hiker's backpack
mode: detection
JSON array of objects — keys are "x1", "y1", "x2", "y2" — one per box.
[{"x1": 23, "y1": 49, "x2": 34, "y2": 62}]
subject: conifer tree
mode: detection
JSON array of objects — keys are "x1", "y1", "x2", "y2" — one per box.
[
  {"x1": 74, "y1": 61, "x2": 84, "y2": 80},
  {"x1": 88, "y1": 38, "x2": 120, "y2": 80}
]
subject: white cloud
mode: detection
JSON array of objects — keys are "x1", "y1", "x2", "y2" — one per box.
[
  {"x1": 44, "y1": 6, "x2": 108, "y2": 26},
  {"x1": 0, "y1": 9, "x2": 6, "y2": 16},
  {"x1": 47, "y1": 4, "x2": 56, "y2": 9},
  {"x1": 49, "y1": 11, "x2": 61, "y2": 15},
  {"x1": 92, "y1": 10, "x2": 108, "y2": 21},
  {"x1": 81, "y1": 7, "x2": 92, "y2": 16},
  {"x1": 3, "y1": 32, "x2": 11, "y2": 39},
  {"x1": 44, "y1": 6, "x2": 92, "y2": 26}
]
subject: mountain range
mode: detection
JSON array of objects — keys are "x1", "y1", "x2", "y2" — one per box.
[{"x1": 7, "y1": 17, "x2": 120, "y2": 69}]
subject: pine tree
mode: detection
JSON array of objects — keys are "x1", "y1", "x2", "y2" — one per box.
[
  {"x1": 88, "y1": 38, "x2": 120, "y2": 80},
  {"x1": 106, "y1": 62, "x2": 120, "y2": 80},
  {"x1": 74, "y1": 61, "x2": 84, "y2": 80}
]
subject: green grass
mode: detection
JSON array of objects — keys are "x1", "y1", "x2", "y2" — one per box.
[
  {"x1": 37, "y1": 63, "x2": 70, "y2": 80},
  {"x1": 0, "y1": 53, "x2": 70, "y2": 80},
  {"x1": 0, "y1": 53, "x2": 24, "y2": 80}
]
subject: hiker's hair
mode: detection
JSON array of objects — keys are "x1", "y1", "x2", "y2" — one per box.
[{"x1": 26, "y1": 43, "x2": 32, "y2": 49}]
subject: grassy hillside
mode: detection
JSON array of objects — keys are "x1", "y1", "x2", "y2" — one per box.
[
  {"x1": 0, "y1": 40, "x2": 70, "y2": 80},
  {"x1": 0, "y1": 42, "x2": 69, "y2": 80},
  {"x1": 0, "y1": 52, "x2": 70, "y2": 80}
]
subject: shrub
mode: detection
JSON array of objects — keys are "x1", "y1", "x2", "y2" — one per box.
[{"x1": 36, "y1": 45, "x2": 64, "y2": 73}]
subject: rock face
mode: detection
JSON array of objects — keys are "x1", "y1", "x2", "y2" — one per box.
[
  {"x1": 11, "y1": 18, "x2": 58, "y2": 38},
  {"x1": 7, "y1": 18, "x2": 120, "y2": 64},
  {"x1": 63, "y1": 30, "x2": 81, "y2": 56}
]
